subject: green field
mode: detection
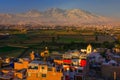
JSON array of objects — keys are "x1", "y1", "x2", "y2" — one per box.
[
  {"x1": 0, "y1": 29, "x2": 116, "y2": 57},
  {"x1": 0, "y1": 46, "x2": 25, "y2": 57}
]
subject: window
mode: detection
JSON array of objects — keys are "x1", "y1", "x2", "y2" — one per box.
[
  {"x1": 41, "y1": 74, "x2": 46, "y2": 77},
  {"x1": 75, "y1": 76, "x2": 83, "y2": 80},
  {"x1": 41, "y1": 66, "x2": 44, "y2": 69},
  {"x1": 28, "y1": 66, "x2": 38, "y2": 69},
  {"x1": 72, "y1": 57, "x2": 79, "y2": 59},
  {"x1": 78, "y1": 69, "x2": 83, "y2": 73},
  {"x1": 34, "y1": 66, "x2": 38, "y2": 69},
  {"x1": 28, "y1": 73, "x2": 31, "y2": 77},
  {"x1": 48, "y1": 67, "x2": 52, "y2": 71}
]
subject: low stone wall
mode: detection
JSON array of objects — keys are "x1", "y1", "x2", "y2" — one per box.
[{"x1": 101, "y1": 64, "x2": 120, "y2": 79}]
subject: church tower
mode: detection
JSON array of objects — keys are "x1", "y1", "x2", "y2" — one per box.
[
  {"x1": 30, "y1": 51, "x2": 35, "y2": 60},
  {"x1": 86, "y1": 44, "x2": 92, "y2": 54}
]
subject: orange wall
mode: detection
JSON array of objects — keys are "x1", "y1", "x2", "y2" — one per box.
[
  {"x1": 14, "y1": 61, "x2": 29, "y2": 70},
  {"x1": 27, "y1": 66, "x2": 63, "y2": 80},
  {"x1": 14, "y1": 72, "x2": 23, "y2": 79}
]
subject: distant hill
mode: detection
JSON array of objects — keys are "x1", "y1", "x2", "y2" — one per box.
[{"x1": 0, "y1": 8, "x2": 110, "y2": 25}]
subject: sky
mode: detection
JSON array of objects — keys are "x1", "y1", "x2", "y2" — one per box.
[{"x1": 0, "y1": 0, "x2": 120, "y2": 19}]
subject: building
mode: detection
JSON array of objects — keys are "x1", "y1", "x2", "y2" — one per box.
[
  {"x1": 27, "y1": 61, "x2": 63, "y2": 80},
  {"x1": 14, "y1": 58, "x2": 29, "y2": 70},
  {"x1": 30, "y1": 51, "x2": 35, "y2": 60},
  {"x1": 86, "y1": 44, "x2": 93, "y2": 54}
]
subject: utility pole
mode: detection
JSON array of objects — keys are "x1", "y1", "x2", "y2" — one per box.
[{"x1": 114, "y1": 72, "x2": 117, "y2": 80}]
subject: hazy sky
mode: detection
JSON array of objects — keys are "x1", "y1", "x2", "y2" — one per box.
[{"x1": 0, "y1": 0, "x2": 120, "y2": 18}]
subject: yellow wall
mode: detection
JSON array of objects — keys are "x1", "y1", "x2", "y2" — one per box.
[{"x1": 27, "y1": 65, "x2": 63, "y2": 80}]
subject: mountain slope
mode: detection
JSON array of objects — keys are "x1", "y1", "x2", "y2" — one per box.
[{"x1": 0, "y1": 8, "x2": 109, "y2": 25}]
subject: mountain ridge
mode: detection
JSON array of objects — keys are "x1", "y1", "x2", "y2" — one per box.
[{"x1": 0, "y1": 8, "x2": 110, "y2": 25}]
